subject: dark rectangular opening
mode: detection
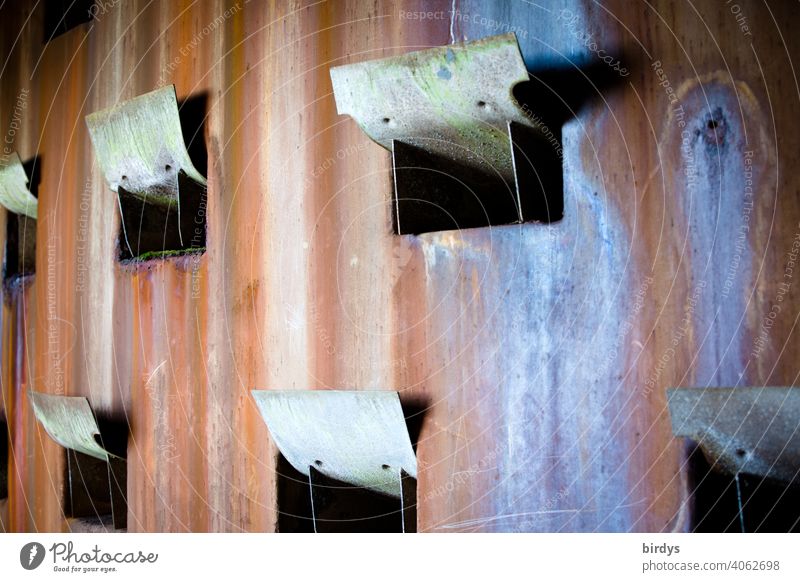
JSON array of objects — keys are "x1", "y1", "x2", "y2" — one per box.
[
  {"x1": 391, "y1": 122, "x2": 562, "y2": 235},
  {"x1": 62, "y1": 417, "x2": 127, "y2": 531},
  {"x1": 392, "y1": 140, "x2": 519, "y2": 235},
  {"x1": 276, "y1": 454, "x2": 314, "y2": 533},
  {"x1": 510, "y1": 121, "x2": 564, "y2": 223},
  {"x1": 689, "y1": 447, "x2": 800, "y2": 532},
  {"x1": 117, "y1": 173, "x2": 206, "y2": 262},
  {"x1": 276, "y1": 455, "x2": 416, "y2": 533},
  {"x1": 4, "y1": 156, "x2": 38, "y2": 284},
  {"x1": 1, "y1": 417, "x2": 8, "y2": 500},
  {"x1": 44, "y1": 0, "x2": 94, "y2": 42},
  {"x1": 4, "y1": 212, "x2": 36, "y2": 283}
]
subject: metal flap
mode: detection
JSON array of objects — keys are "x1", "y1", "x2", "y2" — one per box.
[
  {"x1": 251, "y1": 390, "x2": 417, "y2": 498},
  {"x1": 668, "y1": 387, "x2": 800, "y2": 483},
  {"x1": 85, "y1": 84, "x2": 206, "y2": 205},
  {"x1": 330, "y1": 33, "x2": 535, "y2": 183},
  {"x1": 0, "y1": 152, "x2": 37, "y2": 219},
  {"x1": 28, "y1": 392, "x2": 116, "y2": 462}
]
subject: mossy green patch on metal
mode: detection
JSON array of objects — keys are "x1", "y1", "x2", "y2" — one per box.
[{"x1": 130, "y1": 246, "x2": 206, "y2": 263}]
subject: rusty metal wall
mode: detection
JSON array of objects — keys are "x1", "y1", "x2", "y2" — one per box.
[{"x1": 0, "y1": 0, "x2": 798, "y2": 532}]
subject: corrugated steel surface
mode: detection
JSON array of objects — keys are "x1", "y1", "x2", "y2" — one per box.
[{"x1": 0, "y1": 0, "x2": 798, "y2": 532}]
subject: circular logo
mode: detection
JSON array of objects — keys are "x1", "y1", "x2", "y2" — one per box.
[{"x1": 20, "y1": 542, "x2": 46, "y2": 570}]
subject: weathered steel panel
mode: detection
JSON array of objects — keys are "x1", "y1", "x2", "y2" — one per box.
[{"x1": 0, "y1": 0, "x2": 798, "y2": 533}]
